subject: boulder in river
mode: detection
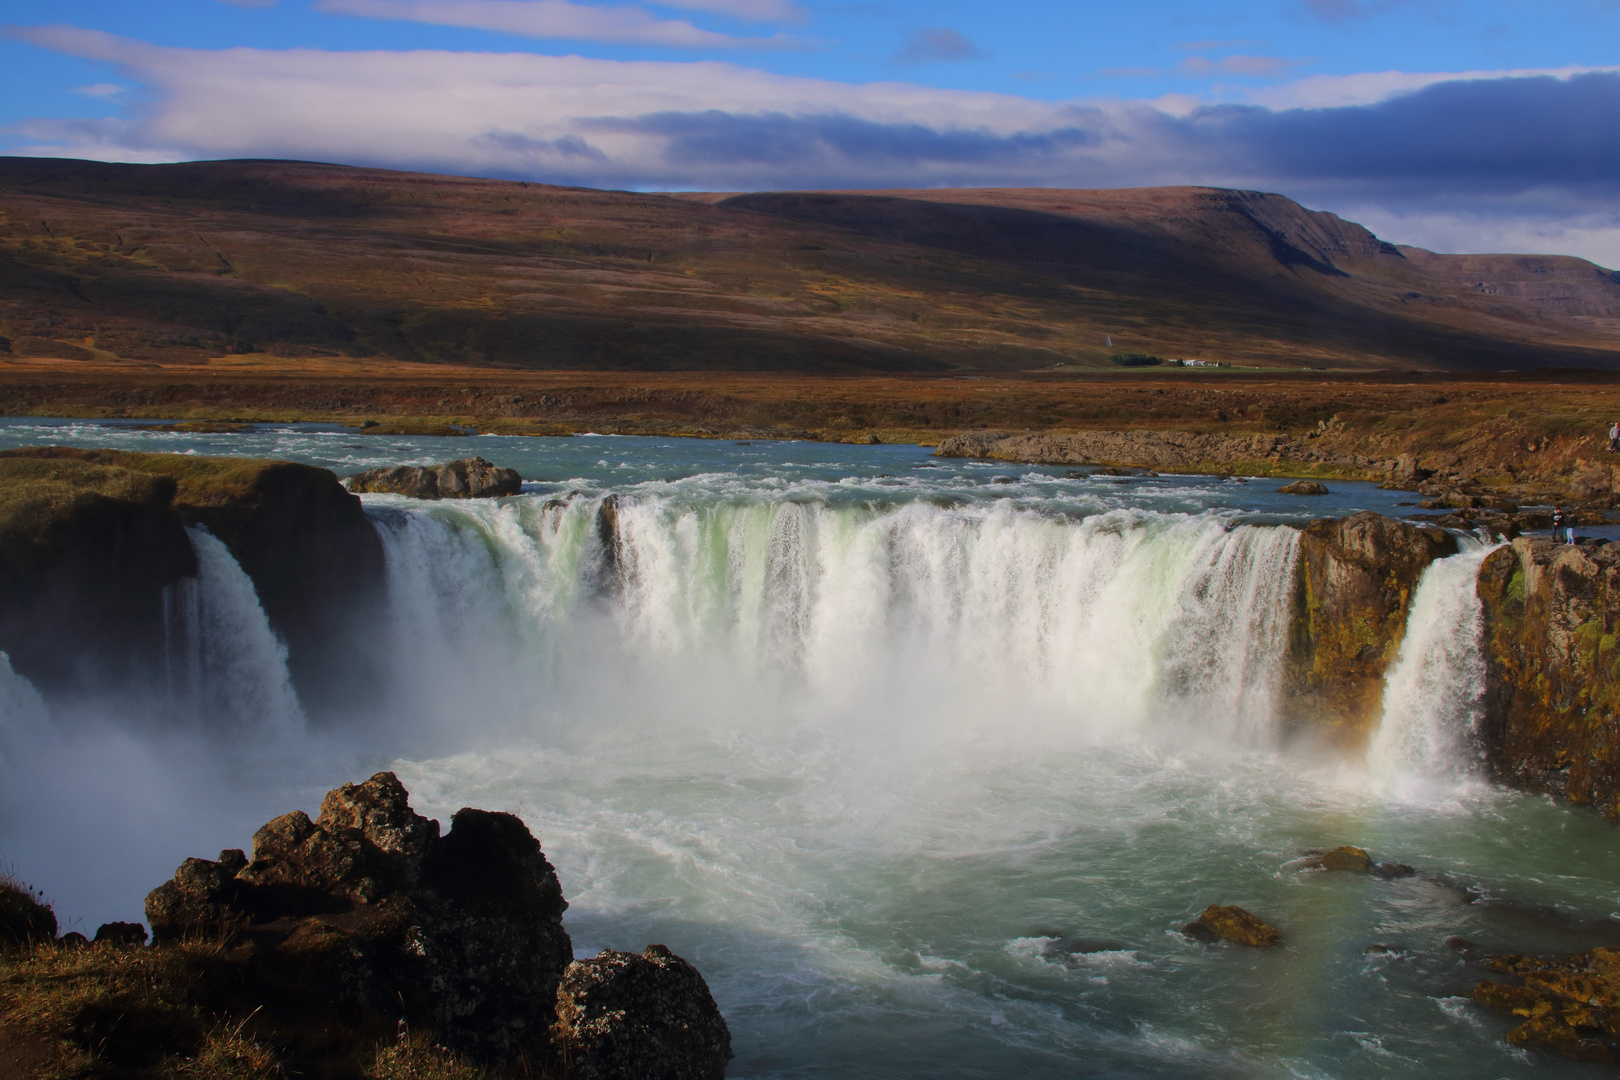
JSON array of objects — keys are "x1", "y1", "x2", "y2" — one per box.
[
  {"x1": 1184, "y1": 904, "x2": 1281, "y2": 947},
  {"x1": 346, "y1": 457, "x2": 521, "y2": 499},
  {"x1": 1276, "y1": 480, "x2": 1329, "y2": 495}
]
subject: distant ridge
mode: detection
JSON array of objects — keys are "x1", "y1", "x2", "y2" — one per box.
[{"x1": 1, "y1": 156, "x2": 1616, "y2": 371}]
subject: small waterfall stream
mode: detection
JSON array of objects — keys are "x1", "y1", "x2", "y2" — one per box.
[
  {"x1": 162, "y1": 528, "x2": 306, "y2": 738},
  {"x1": 0, "y1": 650, "x2": 50, "y2": 771},
  {"x1": 1366, "y1": 543, "x2": 1497, "y2": 787}
]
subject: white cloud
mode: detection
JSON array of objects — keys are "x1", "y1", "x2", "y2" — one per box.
[
  {"x1": 7, "y1": 25, "x2": 1620, "y2": 266},
  {"x1": 313, "y1": 0, "x2": 796, "y2": 48},
  {"x1": 1344, "y1": 204, "x2": 1620, "y2": 268},
  {"x1": 646, "y1": 0, "x2": 799, "y2": 22},
  {"x1": 1248, "y1": 64, "x2": 1620, "y2": 109},
  {"x1": 5, "y1": 25, "x2": 1073, "y2": 184},
  {"x1": 73, "y1": 82, "x2": 127, "y2": 98}
]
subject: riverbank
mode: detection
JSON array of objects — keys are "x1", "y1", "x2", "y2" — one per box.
[{"x1": 8, "y1": 364, "x2": 1620, "y2": 500}]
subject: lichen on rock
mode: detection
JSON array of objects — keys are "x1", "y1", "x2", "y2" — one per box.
[
  {"x1": 1283, "y1": 511, "x2": 1456, "y2": 745},
  {"x1": 1476, "y1": 537, "x2": 1620, "y2": 817},
  {"x1": 1474, "y1": 946, "x2": 1620, "y2": 1062},
  {"x1": 553, "y1": 944, "x2": 734, "y2": 1080},
  {"x1": 1183, "y1": 905, "x2": 1280, "y2": 947}
]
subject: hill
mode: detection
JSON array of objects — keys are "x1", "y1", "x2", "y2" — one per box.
[{"x1": 1, "y1": 156, "x2": 1617, "y2": 371}]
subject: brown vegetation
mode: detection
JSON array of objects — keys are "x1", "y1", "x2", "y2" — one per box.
[{"x1": 2, "y1": 158, "x2": 1617, "y2": 374}]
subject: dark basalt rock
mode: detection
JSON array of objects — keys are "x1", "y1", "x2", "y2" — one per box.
[
  {"x1": 145, "y1": 771, "x2": 572, "y2": 1061},
  {"x1": 140, "y1": 772, "x2": 728, "y2": 1071},
  {"x1": 346, "y1": 457, "x2": 521, "y2": 499},
  {"x1": 0, "y1": 448, "x2": 387, "y2": 719},
  {"x1": 553, "y1": 944, "x2": 733, "y2": 1080},
  {"x1": 0, "y1": 455, "x2": 197, "y2": 698},
  {"x1": 93, "y1": 921, "x2": 149, "y2": 947},
  {"x1": 0, "y1": 880, "x2": 58, "y2": 949}
]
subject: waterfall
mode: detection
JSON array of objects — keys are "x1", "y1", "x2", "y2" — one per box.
[
  {"x1": 163, "y1": 528, "x2": 306, "y2": 738},
  {"x1": 0, "y1": 650, "x2": 50, "y2": 770},
  {"x1": 363, "y1": 495, "x2": 1302, "y2": 745},
  {"x1": 1366, "y1": 544, "x2": 1496, "y2": 785}
]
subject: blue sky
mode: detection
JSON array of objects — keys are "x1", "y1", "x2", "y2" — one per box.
[{"x1": 4, "y1": 1, "x2": 1620, "y2": 262}]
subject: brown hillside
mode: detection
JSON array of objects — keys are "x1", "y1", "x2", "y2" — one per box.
[{"x1": 0, "y1": 157, "x2": 1616, "y2": 372}]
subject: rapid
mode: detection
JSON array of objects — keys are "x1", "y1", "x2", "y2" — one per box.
[{"x1": 1, "y1": 419, "x2": 1616, "y2": 1079}]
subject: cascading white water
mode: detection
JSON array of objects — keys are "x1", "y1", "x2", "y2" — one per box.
[
  {"x1": 1366, "y1": 544, "x2": 1497, "y2": 787},
  {"x1": 0, "y1": 650, "x2": 50, "y2": 771},
  {"x1": 162, "y1": 528, "x2": 305, "y2": 738},
  {"x1": 363, "y1": 495, "x2": 1302, "y2": 747}
]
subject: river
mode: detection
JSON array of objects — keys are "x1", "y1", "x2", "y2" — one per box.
[{"x1": 0, "y1": 417, "x2": 1615, "y2": 1079}]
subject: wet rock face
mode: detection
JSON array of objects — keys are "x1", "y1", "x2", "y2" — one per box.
[
  {"x1": 1476, "y1": 538, "x2": 1620, "y2": 817},
  {"x1": 0, "y1": 456, "x2": 197, "y2": 698},
  {"x1": 553, "y1": 944, "x2": 734, "y2": 1080},
  {"x1": 1474, "y1": 947, "x2": 1620, "y2": 1062},
  {"x1": 346, "y1": 457, "x2": 521, "y2": 499},
  {"x1": 1283, "y1": 512, "x2": 1457, "y2": 745},
  {"x1": 144, "y1": 771, "x2": 572, "y2": 1061}
]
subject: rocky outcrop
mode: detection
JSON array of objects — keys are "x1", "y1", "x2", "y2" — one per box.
[
  {"x1": 143, "y1": 772, "x2": 731, "y2": 1071},
  {"x1": 1476, "y1": 539, "x2": 1620, "y2": 817},
  {"x1": 1284, "y1": 512, "x2": 1457, "y2": 744},
  {"x1": 1474, "y1": 947, "x2": 1620, "y2": 1062},
  {"x1": 346, "y1": 457, "x2": 521, "y2": 499},
  {"x1": 1277, "y1": 480, "x2": 1328, "y2": 495},
  {"x1": 146, "y1": 772, "x2": 572, "y2": 1059},
  {"x1": 0, "y1": 881, "x2": 57, "y2": 949},
  {"x1": 0, "y1": 454, "x2": 197, "y2": 698},
  {"x1": 0, "y1": 447, "x2": 387, "y2": 717},
  {"x1": 554, "y1": 945, "x2": 734, "y2": 1080}
]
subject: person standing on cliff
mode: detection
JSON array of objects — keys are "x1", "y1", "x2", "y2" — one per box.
[
  {"x1": 1609, "y1": 421, "x2": 1619, "y2": 452},
  {"x1": 1553, "y1": 507, "x2": 1567, "y2": 542}
]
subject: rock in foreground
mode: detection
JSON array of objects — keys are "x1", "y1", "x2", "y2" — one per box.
[
  {"x1": 1184, "y1": 905, "x2": 1281, "y2": 947},
  {"x1": 0, "y1": 881, "x2": 57, "y2": 949},
  {"x1": 554, "y1": 945, "x2": 734, "y2": 1080},
  {"x1": 144, "y1": 772, "x2": 730, "y2": 1073},
  {"x1": 347, "y1": 457, "x2": 521, "y2": 499}
]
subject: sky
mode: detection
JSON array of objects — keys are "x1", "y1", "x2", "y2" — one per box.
[{"x1": 3, "y1": 1, "x2": 1620, "y2": 264}]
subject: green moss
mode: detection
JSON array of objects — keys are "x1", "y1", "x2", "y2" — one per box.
[
  {"x1": 1507, "y1": 568, "x2": 1526, "y2": 603},
  {"x1": 0, "y1": 447, "x2": 285, "y2": 509}
]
